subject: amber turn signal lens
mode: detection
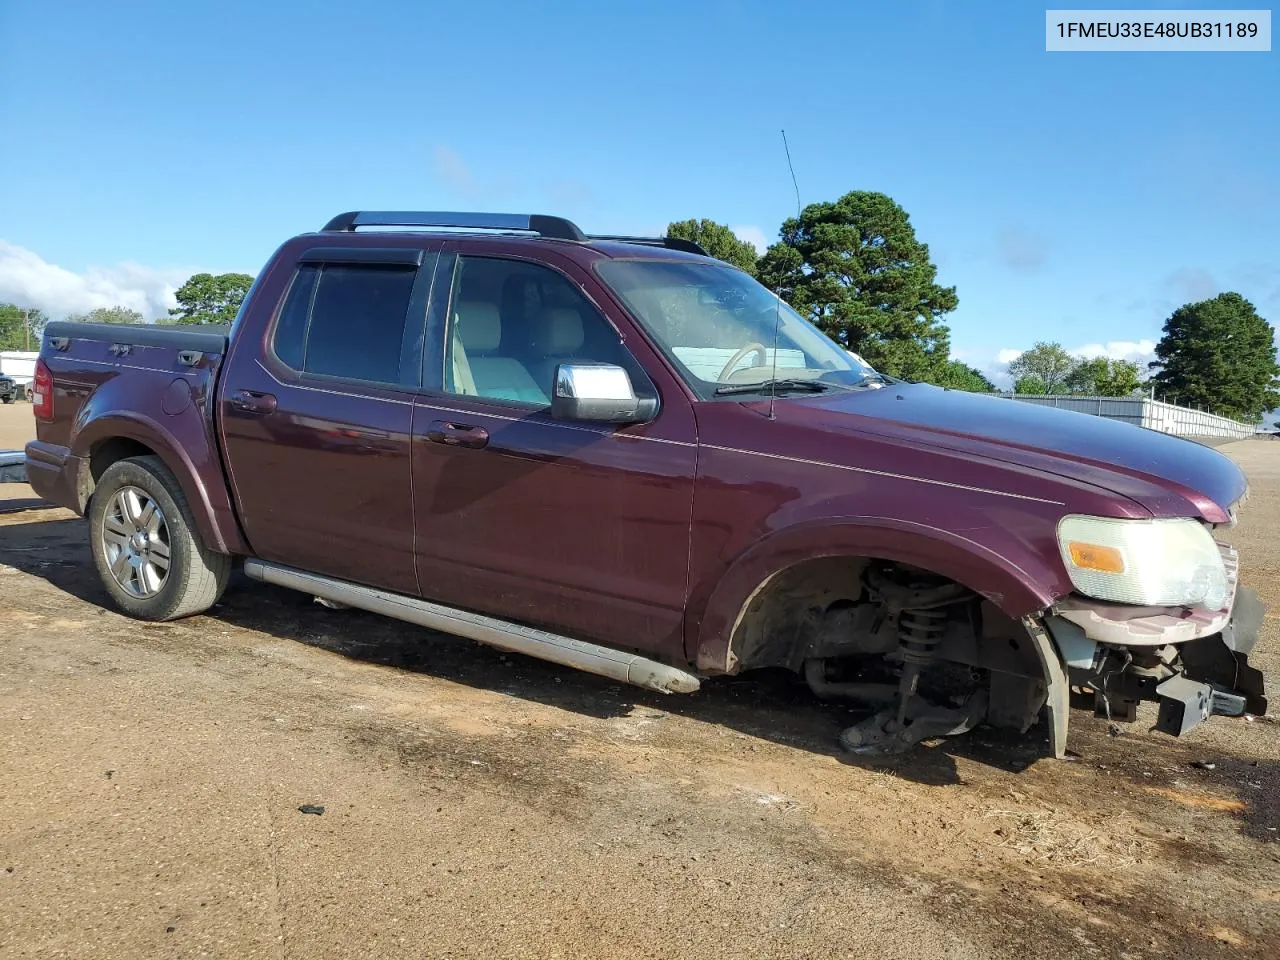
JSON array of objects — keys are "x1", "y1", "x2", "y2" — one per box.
[{"x1": 1067, "y1": 542, "x2": 1126, "y2": 574}]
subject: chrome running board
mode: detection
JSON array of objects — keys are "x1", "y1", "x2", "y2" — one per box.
[{"x1": 242, "y1": 559, "x2": 702, "y2": 695}]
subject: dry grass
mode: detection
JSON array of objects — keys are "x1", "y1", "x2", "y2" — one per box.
[{"x1": 983, "y1": 808, "x2": 1144, "y2": 867}]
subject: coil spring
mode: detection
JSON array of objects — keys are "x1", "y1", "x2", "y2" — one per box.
[{"x1": 898, "y1": 607, "x2": 948, "y2": 664}]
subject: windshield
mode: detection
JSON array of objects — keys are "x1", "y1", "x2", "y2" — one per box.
[{"x1": 594, "y1": 260, "x2": 882, "y2": 398}]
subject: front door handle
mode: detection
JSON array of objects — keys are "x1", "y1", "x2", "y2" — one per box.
[
  {"x1": 230, "y1": 389, "x2": 278, "y2": 416},
  {"x1": 426, "y1": 420, "x2": 489, "y2": 449}
]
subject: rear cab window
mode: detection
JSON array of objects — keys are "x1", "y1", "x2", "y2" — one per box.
[{"x1": 271, "y1": 249, "x2": 435, "y2": 388}]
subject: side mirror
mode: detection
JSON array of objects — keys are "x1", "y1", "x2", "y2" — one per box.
[{"x1": 550, "y1": 363, "x2": 656, "y2": 424}]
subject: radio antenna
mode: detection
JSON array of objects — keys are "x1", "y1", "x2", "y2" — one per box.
[
  {"x1": 782, "y1": 128, "x2": 802, "y2": 219},
  {"x1": 767, "y1": 129, "x2": 803, "y2": 421}
]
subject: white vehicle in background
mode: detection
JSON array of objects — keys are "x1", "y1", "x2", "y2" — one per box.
[{"x1": 0, "y1": 350, "x2": 38, "y2": 400}]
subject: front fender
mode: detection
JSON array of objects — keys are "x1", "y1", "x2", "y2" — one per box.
[
  {"x1": 72, "y1": 410, "x2": 246, "y2": 555},
  {"x1": 692, "y1": 516, "x2": 1067, "y2": 674}
]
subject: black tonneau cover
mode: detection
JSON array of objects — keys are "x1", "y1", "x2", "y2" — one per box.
[{"x1": 42, "y1": 320, "x2": 231, "y2": 355}]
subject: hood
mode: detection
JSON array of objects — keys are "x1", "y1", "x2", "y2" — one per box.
[{"x1": 774, "y1": 384, "x2": 1247, "y2": 522}]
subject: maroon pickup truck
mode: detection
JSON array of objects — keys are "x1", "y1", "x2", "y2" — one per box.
[{"x1": 25, "y1": 211, "x2": 1267, "y2": 757}]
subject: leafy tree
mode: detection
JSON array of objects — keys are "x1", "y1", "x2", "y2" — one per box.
[
  {"x1": 1098, "y1": 360, "x2": 1142, "y2": 396},
  {"x1": 1065, "y1": 357, "x2": 1107, "y2": 394},
  {"x1": 756, "y1": 191, "x2": 956, "y2": 382},
  {"x1": 1007, "y1": 341, "x2": 1076, "y2": 394},
  {"x1": 666, "y1": 219, "x2": 760, "y2": 275},
  {"x1": 0, "y1": 304, "x2": 27, "y2": 350},
  {"x1": 933, "y1": 360, "x2": 995, "y2": 392},
  {"x1": 1065, "y1": 357, "x2": 1142, "y2": 396},
  {"x1": 1099, "y1": 360, "x2": 1139, "y2": 395},
  {"x1": 69, "y1": 306, "x2": 144, "y2": 325},
  {"x1": 1148, "y1": 292, "x2": 1279, "y2": 422},
  {"x1": 169, "y1": 272, "x2": 254, "y2": 325},
  {"x1": 1013, "y1": 374, "x2": 1048, "y2": 395},
  {"x1": 0, "y1": 304, "x2": 48, "y2": 350}
]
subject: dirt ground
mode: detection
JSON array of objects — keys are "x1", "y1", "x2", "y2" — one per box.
[{"x1": 2, "y1": 401, "x2": 1278, "y2": 960}]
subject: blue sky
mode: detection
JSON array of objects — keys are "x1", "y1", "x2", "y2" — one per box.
[{"x1": 1, "y1": 0, "x2": 1276, "y2": 383}]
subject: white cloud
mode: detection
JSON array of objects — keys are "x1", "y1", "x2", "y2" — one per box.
[
  {"x1": 731, "y1": 225, "x2": 770, "y2": 255},
  {"x1": 1071, "y1": 339, "x2": 1157, "y2": 362},
  {"x1": 975, "y1": 339, "x2": 1158, "y2": 389},
  {"x1": 994, "y1": 340, "x2": 1156, "y2": 367},
  {"x1": 0, "y1": 241, "x2": 189, "y2": 321}
]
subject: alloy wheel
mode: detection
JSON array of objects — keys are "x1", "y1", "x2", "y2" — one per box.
[{"x1": 101, "y1": 486, "x2": 172, "y2": 599}]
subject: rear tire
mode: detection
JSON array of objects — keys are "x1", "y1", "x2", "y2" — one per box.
[
  {"x1": 1, "y1": 395, "x2": 13, "y2": 404},
  {"x1": 88, "y1": 455, "x2": 231, "y2": 620}
]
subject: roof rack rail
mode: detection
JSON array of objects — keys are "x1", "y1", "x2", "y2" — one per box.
[
  {"x1": 586, "y1": 235, "x2": 709, "y2": 257},
  {"x1": 321, "y1": 211, "x2": 586, "y2": 241},
  {"x1": 317, "y1": 213, "x2": 710, "y2": 257}
]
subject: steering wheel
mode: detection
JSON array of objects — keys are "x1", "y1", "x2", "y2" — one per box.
[{"x1": 717, "y1": 342, "x2": 769, "y2": 382}]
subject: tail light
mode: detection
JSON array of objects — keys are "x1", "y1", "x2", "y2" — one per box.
[{"x1": 32, "y1": 359, "x2": 54, "y2": 420}]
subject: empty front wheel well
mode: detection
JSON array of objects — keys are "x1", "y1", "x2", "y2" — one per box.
[
  {"x1": 725, "y1": 553, "x2": 1057, "y2": 748},
  {"x1": 727, "y1": 554, "x2": 1031, "y2": 674}
]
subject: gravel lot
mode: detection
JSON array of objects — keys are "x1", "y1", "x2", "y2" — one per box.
[{"x1": 2, "y1": 401, "x2": 1277, "y2": 959}]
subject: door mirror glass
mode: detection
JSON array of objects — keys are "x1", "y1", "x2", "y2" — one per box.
[{"x1": 551, "y1": 363, "x2": 656, "y2": 424}]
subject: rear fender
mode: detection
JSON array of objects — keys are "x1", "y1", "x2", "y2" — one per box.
[
  {"x1": 72, "y1": 412, "x2": 247, "y2": 555},
  {"x1": 693, "y1": 516, "x2": 1063, "y2": 674}
]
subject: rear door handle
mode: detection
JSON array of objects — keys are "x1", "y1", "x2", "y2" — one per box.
[
  {"x1": 426, "y1": 420, "x2": 489, "y2": 449},
  {"x1": 230, "y1": 389, "x2": 278, "y2": 416}
]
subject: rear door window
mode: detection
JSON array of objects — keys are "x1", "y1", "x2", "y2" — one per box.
[
  {"x1": 272, "y1": 261, "x2": 422, "y2": 386},
  {"x1": 272, "y1": 266, "x2": 317, "y2": 370}
]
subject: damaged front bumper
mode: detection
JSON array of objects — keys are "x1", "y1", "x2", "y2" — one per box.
[{"x1": 1043, "y1": 584, "x2": 1268, "y2": 740}]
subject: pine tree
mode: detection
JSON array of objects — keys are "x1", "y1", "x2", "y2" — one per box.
[
  {"x1": 757, "y1": 191, "x2": 956, "y2": 381},
  {"x1": 1148, "y1": 293, "x2": 1279, "y2": 421}
]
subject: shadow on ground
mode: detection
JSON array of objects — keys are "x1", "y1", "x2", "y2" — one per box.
[
  {"x1": 0, "y1": 514, "x2": 1262, "y2": 804},
  {"x1": 0, "y1": 499, "x2": 44, "y2": 514}
]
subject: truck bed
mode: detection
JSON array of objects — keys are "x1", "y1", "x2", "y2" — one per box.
[
  {"x1": 35, "y1": 320, "x2": 230, "y2": 451},
  {"x1": 27, "y1": 319, "x2": 243, "y2": 553},
  {"x1": 42, "y1": 320, "x2": 230, "y2": 356}
]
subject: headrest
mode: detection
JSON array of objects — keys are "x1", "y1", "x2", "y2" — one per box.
[
  {"x1": 455, "y1": 301, "x2": 501, "y2": 352},
  {"x1": 533, "y1": 307, "x2": 584, "y2": 355}
]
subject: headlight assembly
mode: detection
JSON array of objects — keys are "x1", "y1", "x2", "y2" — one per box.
[{"x1": 1057, "y1": 515, "x2": 1229, "y2": 610}]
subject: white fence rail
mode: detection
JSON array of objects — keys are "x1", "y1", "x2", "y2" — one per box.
[
  {"x1": 1001, "y1": 394, "x2": 1258, "y2": 440},
  {"x1": 1139, "y1": 399, "x2": 1259, "y2": 440}
]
